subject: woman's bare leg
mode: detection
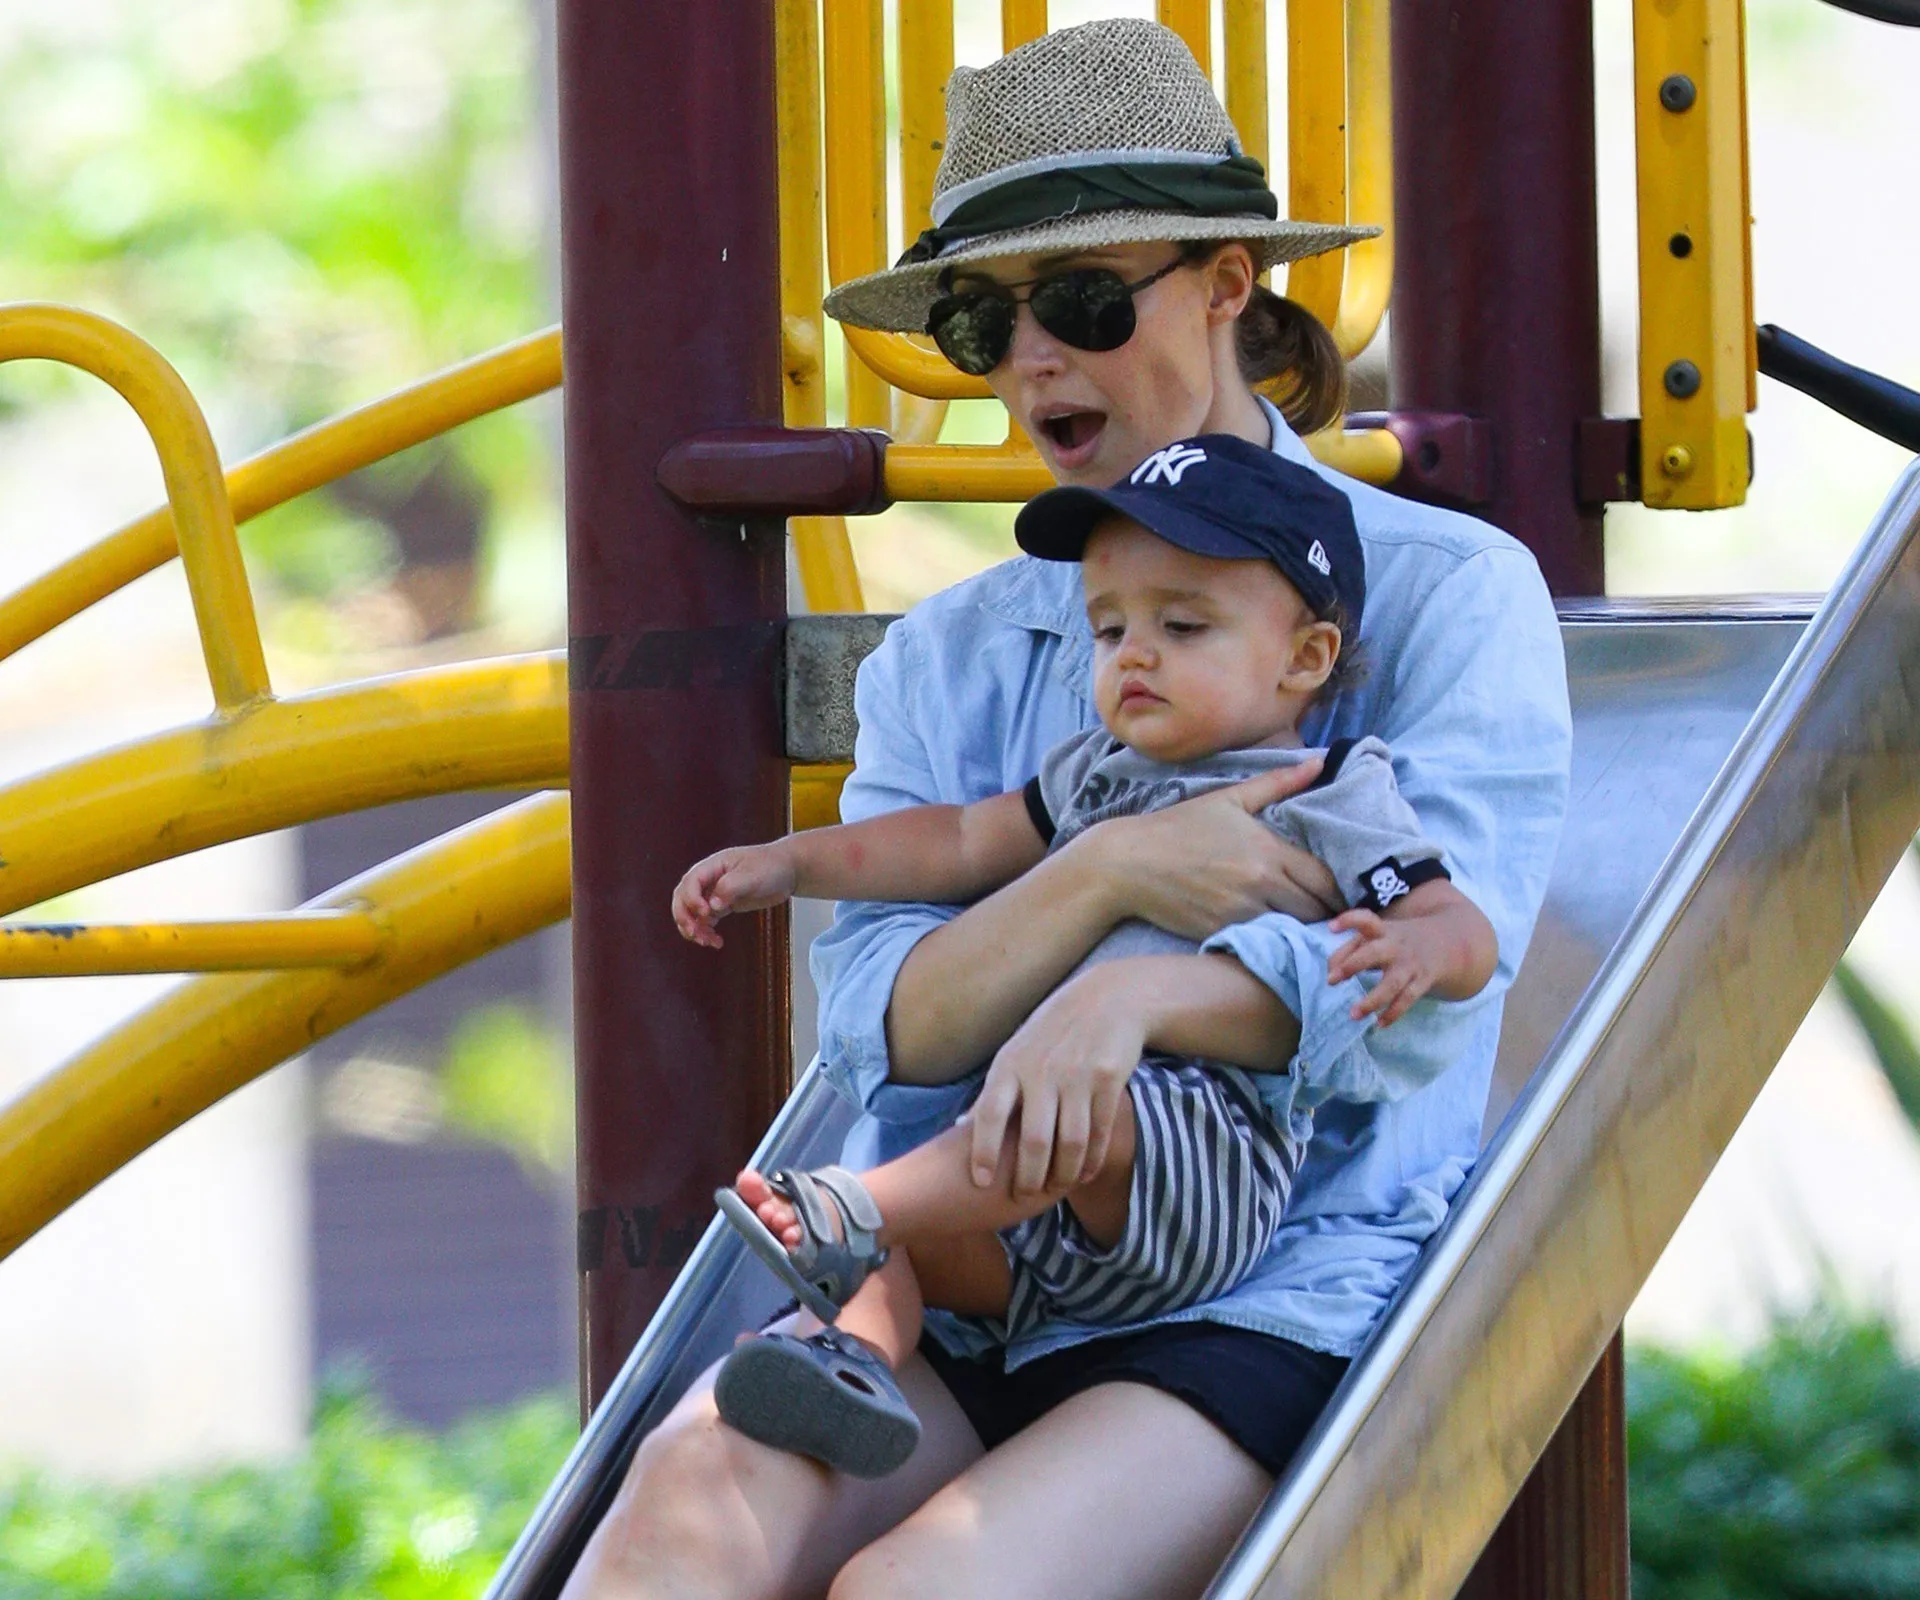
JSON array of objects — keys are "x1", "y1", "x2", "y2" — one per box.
[
  {"x1": 560, "y1": 1319, "x2": 984, "y2": 1600},
  {"x1": 827, "y1": 1381, "x2": 1273, "y2": 1600}
]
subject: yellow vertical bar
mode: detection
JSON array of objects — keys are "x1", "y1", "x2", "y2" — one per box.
[
  {"x1": 1157, "y1": 0, "x2": 1212, "y2": 78},
  {"x1": 1736, "y1": 0, "x2": 1756, "y2": 411},
  {"x1": 1633, "y1": 0, "x2": 1752, "y2": 509},
  {"x1": 894, "y1": 0, "x2": 957, "y2": 449},
  {"x1": 1223, "y1": 0, "x2": 1269, "y2": 174},
  {"x1": 823, "y1": 0, "x2": 892, "y2": 431},
  {"x1": 899, "y1": 0, "x2": 954, "y2": 240},
  {"x1": 776, "y1": 0, "x2": 864, "y2": 612},
  {"x1": 1001, "y1": 0, "x2": 1047, "y2": 50},
  {"x1": 1283, "y1": 0, "x2": 1347, "y2": 328},
  {"x1": 1331, "y1": 0, "x2": 1392, "y2": 357}
]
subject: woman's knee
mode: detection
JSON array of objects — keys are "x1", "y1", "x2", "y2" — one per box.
[
  {"x1": 827, "y1": 1524, "x2": 972, "y2": 1600},
  {"x1": 581, "y1": 1400, "x2": 777, "y2": 1596}
]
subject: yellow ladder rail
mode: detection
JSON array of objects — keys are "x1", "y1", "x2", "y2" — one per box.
[
  {"x1": 0, "y1": 325, "x2": 562, "y2": 667},
  {"x1": 0, "y1": 792, "x2": 572, "y2": 1263},
  {"x1": 0, "y1": 305, "x2": 269, "y2": 710},
  {"x1": 0, "y1": 912, "x2": 385, "y2": 977}
]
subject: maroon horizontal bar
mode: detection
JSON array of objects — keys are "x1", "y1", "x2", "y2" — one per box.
[
  {"x1": 657, "y1": 426, "x2": 892, "y2": 518},
  {"x1": 1350, "y1": 410, "x2": 1495, "y2": 509}
]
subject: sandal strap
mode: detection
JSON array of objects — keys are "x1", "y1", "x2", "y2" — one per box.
[{"x1": 767, "y1": 1166, "x2": 888, "y2": 1306}]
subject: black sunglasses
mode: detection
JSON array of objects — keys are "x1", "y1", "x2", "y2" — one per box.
[{"x1": 925, "y1": 258, "x2": 1188, "y2": 376}]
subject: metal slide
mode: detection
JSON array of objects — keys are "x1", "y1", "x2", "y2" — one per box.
[{"x1": 487, "y1": 461, "x2": 1920, "y2": 1600}]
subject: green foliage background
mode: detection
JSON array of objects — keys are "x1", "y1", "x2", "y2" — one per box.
[{"x1": 0, "y1": 1381, "x2": 574, "y2": 1600}]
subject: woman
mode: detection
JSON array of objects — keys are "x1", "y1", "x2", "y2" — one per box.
[{"x1": 565, "y1": 18, "x2": 1570, "y2": 1600}]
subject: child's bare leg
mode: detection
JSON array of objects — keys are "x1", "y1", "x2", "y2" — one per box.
[
  {"x1": 824, "y1": 1229, "x2": 1017, "y2": 1374},
  {"x1": 734, "y1": 1094, "x2": 1137, "y2": 1367}
]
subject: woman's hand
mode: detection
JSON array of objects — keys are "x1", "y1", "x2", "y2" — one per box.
[
  {"x1": 1072, "y1": 762, "x2": 1343, "y2": 940},
  {"x1": 967, "y1": 964, "x2": 1146, "y2": 1196}
]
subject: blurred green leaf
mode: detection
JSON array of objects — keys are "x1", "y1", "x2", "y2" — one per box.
[
  {"x1": 438, "y1": 1002, "x2": 571, "y2": 1180},
  {"x1": 1628, "y1": 1309, "x2": 1920, "y2": 1600},
  {"x1": 0, "y1": 1376, "x2": 573, "y2": 1598}
]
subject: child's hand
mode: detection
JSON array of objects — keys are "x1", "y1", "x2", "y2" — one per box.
[
  {"x1": 671, "y1": 846, "x2": 797, "y2": 949},
  {"x1": 1326, "y1": 908, "x2": 1446, "y2": 1027}
]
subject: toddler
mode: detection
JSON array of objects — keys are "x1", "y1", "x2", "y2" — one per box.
[{"x1": 671, "y1": 434, "x2": 1497, "y2": 1477}]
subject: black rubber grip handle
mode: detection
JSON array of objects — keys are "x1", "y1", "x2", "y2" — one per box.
[{"x1": 1756, "y1": 324, "x2": 1920, "y2": 455}]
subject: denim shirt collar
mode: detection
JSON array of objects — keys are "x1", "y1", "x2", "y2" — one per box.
[{"x1": 978, "y1": 401, "x2": 1306, "y2": 701}]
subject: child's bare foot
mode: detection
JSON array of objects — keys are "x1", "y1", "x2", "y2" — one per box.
[{"x1": 733, "y1": 1167, "x2": 814, "y2": 1250}]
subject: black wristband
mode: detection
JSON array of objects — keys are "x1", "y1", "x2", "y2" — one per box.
[
  {"x1": 1353, "y1": 855, "x2": 1450, "y2": 913},
  {"x1": 1022, "y1": 775, "x2": 1057, "y2": 846}
]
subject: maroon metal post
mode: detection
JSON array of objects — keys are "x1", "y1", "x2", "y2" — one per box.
[
  {"x1": 557, "y1": 0, "x2": 791, "y2": 1406},
  {"x1": 1390, "y1": 0, "x2": 1608, "y2": 597},
  {"x1": 1389, "y1": 0, "x2": 1626, "y2": 1593}
]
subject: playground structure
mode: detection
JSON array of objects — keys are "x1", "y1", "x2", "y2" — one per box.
[{"x1": 0, "y1": 0, "x2": 1918, "y2": 1596}]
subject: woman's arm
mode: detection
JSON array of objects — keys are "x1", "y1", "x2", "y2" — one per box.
[{"x1": 885, "y1": 763, "x2": 1341, "y2": 1085}]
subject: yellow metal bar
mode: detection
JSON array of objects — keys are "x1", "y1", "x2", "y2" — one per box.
[
  {"x1": 885, "y1": 426, "x2": 1403, "y2": 501},
  {"x1": 0, "y1": 653, "x2": 567, "y2": 918},
  {"x1": 1157, "y1": 0, "x2": 1211, "y2": 78},
  {"x1": 900, "y1": 0, "x2": 954, "y2": 241},
  {"x1": 1305, "y1": 423, "x2": 1404, "y2": 484},
  {"x1": 0, "y1": 305, "x2": 270, "y2": 710},
  {"x1": 0, "y1": 912, "x2": 385, "y2": 977},
  {"x1": 894, "y1": 0, "x2": 957, "y2": 447},
  {"x1": 823, "y1": 0, "x2": 893, "y2": 431},
  {"x1": 1283, "y1": 0, "x2": 1348, "y2": 330},
  {"x1": 0, "y1": 792, "x2": 573, "y2": 1262},
  {"x1": 793, "y1": 762, "x2": 852, "y2": 832},
  {"x1": 776, "y1": 0, "x2": 865, "y2": 613},
  {"x1": 1331, "y1": 0, "x2": 1393, "y2": 358},
  {"x1": 1224, "y1": 0, "x2": 1270, "y2": 173},
  {"x1": 841, "y1": 325, "x2": 993, "y2": 400},
  {"x1": 1633, "y1": 0, "x2": 1753, "y2": 508},
  {"x1": 1001, "y1": 0, "x2": 1047, "y2": 50},
  {"x1": 0, "y1": 328, "x2": 563, "y2": 667}
]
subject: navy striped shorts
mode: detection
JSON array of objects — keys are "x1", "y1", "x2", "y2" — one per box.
[{"x1": 997, "y1": 1058, "x2": 1300, "y2": 1338}]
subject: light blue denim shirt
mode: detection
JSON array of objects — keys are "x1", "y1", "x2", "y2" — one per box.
[{"x1": 810, "y1": 400, "x2": 1572, "y2": 1364}]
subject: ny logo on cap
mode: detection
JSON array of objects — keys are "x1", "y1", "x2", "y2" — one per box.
[
  {"x1": 1307, "y1": 539, "x2": 1332, "y2": 576},
  {"x1": 1130, "y1": 443, "x2": 1208, "y2": 487}
]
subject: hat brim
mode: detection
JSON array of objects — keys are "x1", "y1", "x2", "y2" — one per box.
[{"x1": 823, "y1": 211, "x2": 1382, "y2": 334}]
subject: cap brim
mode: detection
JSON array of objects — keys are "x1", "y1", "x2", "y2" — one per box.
[
  {"x1": 1014, "y1": 482, "x2": 1282, "y2": 568},
  {"x1": 824, "y1": 211, "x2": 1382, "y2": 334}
]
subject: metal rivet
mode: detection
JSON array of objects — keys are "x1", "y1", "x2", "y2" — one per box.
[
  {"x1": 1660, "y1": 444, "x2": 1695, "y2": 479},
  {"x1": 1668, "y1": 232, "x2": 1693, "y2": 258},
  {"x1": 1659, "y1": 74, "x2": 1697, "y2": 112},
  {"x1": 1664, "y1": 359, "x2": 1702, "y2": 399}
]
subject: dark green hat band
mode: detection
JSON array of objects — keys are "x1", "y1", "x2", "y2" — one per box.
[{"x1": 898, "y1": 153, "x2": 1280, "y2": 267}]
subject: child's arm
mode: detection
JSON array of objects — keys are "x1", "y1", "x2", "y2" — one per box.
[
  {"x1": 672, "y1": 790, "x2": 1048, "y2": 949},
  {"x1": 1324, "y1": 878, "x2": 1499, "y2": 1026}
]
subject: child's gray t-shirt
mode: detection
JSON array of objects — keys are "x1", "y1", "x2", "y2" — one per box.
[{"x1": 1022, "y1": 730, "x2": 1448, "y2": 981}]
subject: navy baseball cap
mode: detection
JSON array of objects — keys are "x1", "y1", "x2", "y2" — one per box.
[{"x1": 1014, "y1": 433, "x2": 1365, "y2": 634}]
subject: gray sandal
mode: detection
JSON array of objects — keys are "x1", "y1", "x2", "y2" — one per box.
[
  {"x1": 714, "y1": 1166, "x2": 888, "y2": 1323},
  {"x1": 714, "y1": 1326, "x2": 921, "y2": 1478}
]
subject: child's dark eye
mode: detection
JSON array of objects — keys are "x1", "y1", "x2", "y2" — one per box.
[
  {"x1": 1093, "y1": 624, "x2": 1125, "y2": 643},
  {"x1": 1164, "y1": 619, "x2": 1206, "y2": 637}
]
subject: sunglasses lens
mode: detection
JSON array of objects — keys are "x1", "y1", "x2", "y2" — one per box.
[
  {"x1": 928, "y1": 294, "x2": 1014, "y2": 375},
  {"x1": 1031, "y1": 270, "x2": 1137, "y2": 353}
]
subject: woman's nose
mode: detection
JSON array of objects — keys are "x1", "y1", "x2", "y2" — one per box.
[{"x1": 1006, "y1": 301, "x2": 1067, "y2": 376}]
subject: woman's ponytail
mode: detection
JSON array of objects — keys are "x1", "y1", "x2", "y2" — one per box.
[{"x1": 1235, "y1": 283, "x2": 1347, "y2": 435}]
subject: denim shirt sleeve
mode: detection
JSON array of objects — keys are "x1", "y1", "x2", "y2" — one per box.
[
  {"x1": 1203, "y1": 544, "x2": 1571, "y2": 1106},
  {"x1": 808, "y1": 618, "x2": 984, "y2": 1127}
]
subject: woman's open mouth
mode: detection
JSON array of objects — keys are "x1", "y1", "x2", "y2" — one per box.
[{"x1": 1036, "y1": 409, "x2": 1107, "y2": 467}]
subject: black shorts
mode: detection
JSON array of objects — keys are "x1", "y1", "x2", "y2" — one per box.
[{"x1": 918, "y1": 1320, "x2": 1348, "y2": 1476}]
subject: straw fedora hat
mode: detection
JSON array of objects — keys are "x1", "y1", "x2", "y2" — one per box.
[{"x1": 823, "y1": 17, "x2": 1379, "y2": 334}]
